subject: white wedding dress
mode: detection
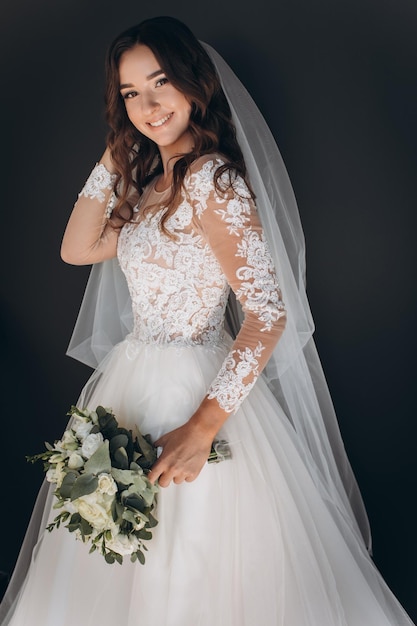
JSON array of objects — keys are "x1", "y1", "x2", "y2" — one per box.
[{"x1": 1, "y1": 156, "x2": 414, "y2": 626}]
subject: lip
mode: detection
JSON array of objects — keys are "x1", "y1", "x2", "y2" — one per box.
[{"x1": 147, "y1": 113, "x2": 173, "y2": 128}]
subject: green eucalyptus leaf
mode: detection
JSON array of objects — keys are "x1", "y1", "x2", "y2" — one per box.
[
  {"x1": 80, "y1": 517, "x2": 93, "y2": 538},
  {"x1": 111, "y1": 498, "x2": 124, "y2": 524},
  {"x1": 59, "y1": 472, "x2": 78, "y2": 499},
  {"x1": 113, "y1": 447, "x2": 129, "y2": 470},
  {"x1": 84, "y1": 441, "x2": 111, "y2": 474},
  {"x1": 67, "y1": 524, "x2": 81, "y2": 533},
  {"x1": 111, "y1": 468, "x2": 137, "y2": 486},
  {"x1": 97, "y1": 407, "x2": 118, "y2": 439},
  {"x1": 122, "y1": 509, "x2": 139, "y2": 526},
  {"x1": 93, "y1": 531, "x2": 104, "y2": 544},
  {"x1": 70, "y1": 473, "x2": 98, "y2": 501},
  {"x1": 123, "y1": 493, "x2": 146, "y2": 513},
  {"x1": 137, "y1": 550, "x2": 145, "y2": 565},
  {"x1": 105, "y1": 552, "x2": 115, "y2": 564},
  {"x1": 110, "y1": 434, "x2": 129, "y2": 453},
  {"x1": 147, "y1": 512, "x2": 158, "y2": 528},
  {"x1": 134, "y1": 429, "x2": 157, "y2": 467},
  {"x1": 67, "y1": 512, "x2": 82, "y2": 532},
  {"x1": 137, "y1": 528, "x2": 152, "y2": 541}
]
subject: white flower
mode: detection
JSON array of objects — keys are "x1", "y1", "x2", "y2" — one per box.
[
  {"x1": 89, "y1": 410, "x2": 99, "y2": 425},
  {"x1": 73, "y1": 491, "x2": 114, "y2": 532},
  {"x1": 97, "y1": 473, "x2": 118, "y2": 496},
  {"x1": 62, "y1": 501, "x2": 77, "y2": 515},
  {"x1": 60, "y1": 430, "x2": 78, "y2": 450},
  {"x1": 67, "y1": 452, "x2": 85, "y2": 469},
  {"x1": 81, "y1": 433, "x2": 104, "y2": 459},
  {"x1": 71, "y1": 416, "x2": 94, "y2": 440},
  {"x1": 105, "y1": 532, "x2": 139, "y2": 556},
  {"x1": 46, "y1": 461, "x2": 66, "y2": 487}
]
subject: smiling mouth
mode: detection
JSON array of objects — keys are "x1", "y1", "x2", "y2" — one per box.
[{"x1": 148, "y1": 113, "x2": 173, "y2": 128}]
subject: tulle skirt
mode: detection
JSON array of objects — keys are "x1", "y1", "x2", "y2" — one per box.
[{"x1": 1, "y1": 336, "x2": 414, "y2": 625}]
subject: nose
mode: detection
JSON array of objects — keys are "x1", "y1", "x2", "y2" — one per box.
[{"x1": 141, "y1": 91, "x2": 159, "y2": 116}]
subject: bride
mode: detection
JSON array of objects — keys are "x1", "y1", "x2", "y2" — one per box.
[{"x1": 1, "y1": 15, "x2": 414, "y2": 626}]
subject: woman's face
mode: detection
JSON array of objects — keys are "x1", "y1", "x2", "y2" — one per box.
[{"x1": 119, "y1": 44, "x2": 193, "y2": 159}]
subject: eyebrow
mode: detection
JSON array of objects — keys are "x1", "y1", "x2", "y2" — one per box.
[{"x1": 119, "y1": 69, "x2": 165, "y2": 90}]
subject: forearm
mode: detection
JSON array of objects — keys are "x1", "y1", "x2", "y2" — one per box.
[
  {"x1": 188, "y1": 395, "x2": 230, "y2": 440},
  {"x1": 206, "y1": 311, "x2": 286, "y2": 415},
  {"x1": 61, "y1": 149, "x2": 119, "y2": 265}
]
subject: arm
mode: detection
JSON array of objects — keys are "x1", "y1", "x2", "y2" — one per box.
[
  {"x1": 60, "y1": 149, "x2": 121, "y2": 266},
  {"x1": 148, "y1": 160, "x2": 286, "y2": 487}
]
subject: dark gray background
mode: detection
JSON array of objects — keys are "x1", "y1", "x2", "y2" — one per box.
[{"x1": 1, "y1": 0, "x2": 416, "y2": 620}]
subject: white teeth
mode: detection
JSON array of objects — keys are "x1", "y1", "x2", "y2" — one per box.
[{"x1": 149, "y1": 113, "x2": 172, "y2": 127}]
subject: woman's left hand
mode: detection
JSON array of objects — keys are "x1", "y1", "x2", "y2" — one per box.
[{"x1": 147, "y1": 421, "x2": 213, "y2": 487}]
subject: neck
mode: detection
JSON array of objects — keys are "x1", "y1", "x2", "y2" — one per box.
[{"x1": 158, "y1": 133, "x2": 194, "y2": 175}]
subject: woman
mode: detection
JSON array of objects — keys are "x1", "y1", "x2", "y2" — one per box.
[{"x1": 1, "y1": 15, "x2": 414, "y2": 626}]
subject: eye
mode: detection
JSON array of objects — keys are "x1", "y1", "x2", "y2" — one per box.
[
  {"x1": 122, "y1": 90, "x2": 138, "y2": 100},
  {"x1": 155, "y1": 77, "x2": 169, "y2": 88}
]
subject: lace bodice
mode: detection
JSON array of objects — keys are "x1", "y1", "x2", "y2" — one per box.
[{"x1": 117, "y1": 155, "x2": 286, "y2": 413}]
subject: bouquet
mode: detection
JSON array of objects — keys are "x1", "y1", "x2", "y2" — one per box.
[
  {"x1": 28, "y1": 405, "x2": 232, "y2": 566},
  {"x1": 27, "y1": 405, "x2": 159, "y2": 565}
]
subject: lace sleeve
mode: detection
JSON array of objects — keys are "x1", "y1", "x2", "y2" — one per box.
[
  {"x1": 78, "y1": 163, "x2": 117, "y2": 219},
  {"x1": 190, "y1": 158, "x2": 287, "y2": 414}
]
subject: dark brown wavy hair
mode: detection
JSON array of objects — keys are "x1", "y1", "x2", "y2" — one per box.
[{"x1": 105, "y1": 15, "x2": 254, "y2": 234}]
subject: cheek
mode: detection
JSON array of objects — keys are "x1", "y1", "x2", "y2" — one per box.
[
  {"x1": 184, "y1": 99, "x2": 192, "y2": 117},
  {"x1": 173, "y1": 92, "x2": 192, "y2": 119},
  {"x1": 180, "y1": 102, "x2": 192, "y2": 125},
  {"x1": 124, "y1": 105, "x2": 144, "y2": 129}
]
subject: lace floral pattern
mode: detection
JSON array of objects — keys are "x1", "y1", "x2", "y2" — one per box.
[
  {"x1": 118, "y1": 203, "x2": 229, "y2": 349},
  {"x1": 117, "y1": 155, "x2": 286, "y2": 413},
  {"x1": 235, "y1": 229, "x2": 284, "y2": 332},
  {"x1": 207, "y1": 342, "x2": 265, "y2": 412},
  {"x1": 79, "y1": 163, "x2": 116, "y2": 203}
]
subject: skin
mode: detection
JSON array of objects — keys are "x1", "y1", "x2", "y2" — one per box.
[{"x1": 61, "y1": 44, "x2": 229, "y2": 487}]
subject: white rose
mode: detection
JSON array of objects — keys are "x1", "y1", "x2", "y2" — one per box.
[
  {"x1": 67, "y1": 452, "x2": 85, "y2": 469},
  {"x1": 81, "y1": 433, "x2": 104, "y2": 459},
  {"x1": 73, "y1": 491, "x2": 114, "y2": 531},
  {"x1": 71, "y1": 416, "x2": 94, "y2": 440},
  {"x1": 97, "y1": 473, "x2": 118, "y2": 496},
  {"x1": 105, "y1": 532, "x2": 139, "y2": 556}
]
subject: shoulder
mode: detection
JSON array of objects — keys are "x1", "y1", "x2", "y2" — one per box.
[
  {"x1": 182, "y1": 155, "x2": 254, "y2": 225},
  {"x1": 185, "y1": 153, "x2": 251, "y2": 201},
  {"x1": 186, "y1": 153, "x2": 224, "y2": 184},
  {"x1": 182, "y1": 154, "x2": 225, "y2": 213}
]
